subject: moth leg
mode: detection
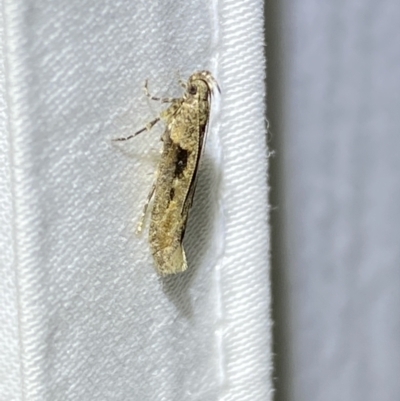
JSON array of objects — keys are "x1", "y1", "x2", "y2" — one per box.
[
  {"x1": 144, "y1": 80, "x2": 174, "y2": 103},
  {"x1": 136, "y1": 181, "x2": 156, "y2": 234},
  {"x1": 112, "y1": 117, "x2": 160, "y2": 142}
]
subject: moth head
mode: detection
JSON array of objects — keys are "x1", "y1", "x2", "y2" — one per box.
[{"x1": 186, "y1": 70, "x2": 221, "y2": 99}]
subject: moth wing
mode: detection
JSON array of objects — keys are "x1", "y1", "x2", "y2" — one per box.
[
  {"x1": 155, "y1": 243, "x2": 188, "y2": 275},
  {"x1": 181, "y1": 92, "x2": 212, "y2": 214},
  {"x1": 171, "y1": 244, "x2": 188, "y2": 273}
]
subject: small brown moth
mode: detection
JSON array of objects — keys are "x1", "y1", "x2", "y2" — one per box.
[{"x1": 114, "y1": 70, "x2": 220, "y2": 275}]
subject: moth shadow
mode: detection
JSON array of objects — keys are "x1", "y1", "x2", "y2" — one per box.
[{"x1": 161, "y1": 152, "x2": 219, "y2": 319}]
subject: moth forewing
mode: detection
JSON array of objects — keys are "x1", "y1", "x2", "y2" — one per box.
[{"x1": 114, "y1": 71, "x2": 218, "y2": 275}]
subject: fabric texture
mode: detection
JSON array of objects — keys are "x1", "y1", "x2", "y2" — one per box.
[
  {"x1": 0, "y1": 2, "x2": 23, "y2": 400},
  {"x1": 267, "y1": 0, "x2": 400, "y2": 400},
  {"x1": 0, "y1": 1, "x2": 271, "y2": 400}
]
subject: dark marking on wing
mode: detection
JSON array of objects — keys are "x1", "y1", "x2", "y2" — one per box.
[
  {"x1": 180, "y1": 123, "x2": 207, "y2": 215},
  {"x1": 174, "y1": 146, "x2": 188, "y2": 178}
]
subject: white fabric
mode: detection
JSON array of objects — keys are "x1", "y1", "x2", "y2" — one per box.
[
  {"x1": 0, "y1": 1, "x2": 271, "y2": 400},
  {"x1": 0, "y1": 3, "x2": 23, "y2": 400},
  {"x1": 267, "y1": 0, "x2": 400, "y2": 400}
]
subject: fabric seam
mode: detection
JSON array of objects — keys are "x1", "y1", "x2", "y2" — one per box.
[
  {"x1": 2, "y1": 1, "x2": 26, "y2": 399},
  {"x1": 209, "y1": 0, "x2": 228, "y2": 396}
]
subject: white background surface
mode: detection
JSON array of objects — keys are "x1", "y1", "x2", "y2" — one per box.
[
  {"x1": 0, "y1": 0, "x2": 270, "y2": 400},
  {"x1": 266, "y1": 0, "x2": 400, "y2": 400},
  {"x1": 3, "y1": 0, "x2": 399, "y2": 399}
]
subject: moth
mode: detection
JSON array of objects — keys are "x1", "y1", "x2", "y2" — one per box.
[{"x1": 114, "y1": 70, "x2": 220, "y2": 275}]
